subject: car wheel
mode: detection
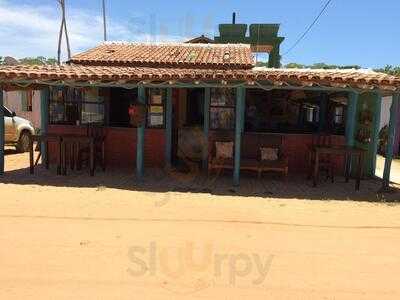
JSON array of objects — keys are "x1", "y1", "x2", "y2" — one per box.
[{"x1": 16, "y1": 131, "x2": 31, "y2": 153}]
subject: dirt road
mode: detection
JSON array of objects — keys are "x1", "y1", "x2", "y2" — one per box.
[
  {"x1": 1, "y1": 183, "x2": 400, "y2": 299},
  {"x1": 1, "y1": 151, "x2": 400, "y2": 299}
]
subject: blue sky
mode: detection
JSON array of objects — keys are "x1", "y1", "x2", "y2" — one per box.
[{"x1": 0, "y1": 0, "x2": 399, "y2": 68}]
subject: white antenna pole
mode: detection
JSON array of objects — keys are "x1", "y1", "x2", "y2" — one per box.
[{"x1": 102, "y1": 0, "x2": 107, "y2": 41}]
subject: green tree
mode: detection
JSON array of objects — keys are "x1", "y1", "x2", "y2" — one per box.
[
  {"x1": 374, "y1": 65, "x2": 400, "y2": 76},
  {"x1": 285, "y1": 63, "x2": 305, "y2": 69},
  {"x1": 0, "y1": 56, "x2": 4, "y2": 65},
  {"x1": 284, "y1": 62, "x2": 361, "y2": 69},
  {"x1": 18, "y1": 56, "x2": 57, "y2": 65}
]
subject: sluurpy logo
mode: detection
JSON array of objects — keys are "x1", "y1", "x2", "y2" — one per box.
[{"x1": 127, "y1": 241, "x2": 275, "y2": 295}]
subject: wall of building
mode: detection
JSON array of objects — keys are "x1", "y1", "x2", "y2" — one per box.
[
  {"x1": 46, "y1": 125, "x2": 347, "y2": 174},
  {"x1": 380, "y1": 96, "x2": 392, "y2": 130},
  {"x1": 378, "y1": 96, "x2": 400, "y2": 157},
  {"x1": 395, "y1": 101, "x2": 400, "y2": 157},
  {"x1": 47, "y1": 125, "x2": 165, "y2": 169},
  {"x1": 4, "y1": 90, "x2": 41, "y2": 129}
]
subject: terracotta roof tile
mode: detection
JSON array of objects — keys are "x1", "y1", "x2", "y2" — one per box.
[
  {"x1": 70, "y1": 42, "x2": 255, "y2": 69},
  {"x1": 1, "y1": 64, "x2": 399, "y2": 92}
]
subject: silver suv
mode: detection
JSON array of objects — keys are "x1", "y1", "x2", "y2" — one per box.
[{"x1": 3, "y1": 106, "x2": 35, "y2": 152}]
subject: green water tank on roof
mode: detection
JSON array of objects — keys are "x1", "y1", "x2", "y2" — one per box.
[
  {"x1": 249, "y1": 24, "x2": 280, "y2": 39},
  {"x1": 218, "y1": 24, "x2": 248, "y2": 42}
]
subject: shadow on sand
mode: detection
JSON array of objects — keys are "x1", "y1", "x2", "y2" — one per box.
[{"x1": 1, "y1": 161, "x2": 399, "y2": 203}]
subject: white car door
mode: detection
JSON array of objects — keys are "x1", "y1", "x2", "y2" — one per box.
[{"x1": 4, "y1": 107, "x2": 17, "y2": 142}]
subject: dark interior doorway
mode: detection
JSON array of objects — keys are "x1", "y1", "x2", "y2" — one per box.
[
  {"x1": 186, "y1": 88, "x2": 204, "y2": 126},
  {"x1": 109, "y1": 88, "x2": 137, "y2": 127}
]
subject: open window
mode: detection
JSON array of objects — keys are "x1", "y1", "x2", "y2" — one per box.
[{"x1": 49, "y1": 87, "x2": 105, "y2": 125}]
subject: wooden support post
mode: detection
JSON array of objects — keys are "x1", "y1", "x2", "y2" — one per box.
[
  {"x1": 234, "y1": 87, "x2": 245, "y2": 186},
  {"x1": 0, "y1": 89, "x2": 4, "y2": 175},
  {"x1": 136, "y1": 86, "x2": 146, "y2": 179},
  {"x1": 165, "y1": 88, "x2": 172, "y2": 168},
  {"x1": 202, "y1": 87, "x2": 211, "y2": 171},
  {"x1": 383, "y1": 94, "x2": 399, "y2": 188},
  {"x1": 371, "y1": 93, "x2": 382, "y2": 173},
  {"x1": 345, "y1": 92, "x2": 358, "y2": 147},
  {"x1": 40, "y1": 87, "x2": 50, "y2": 164},
  {"x1": 318, "y1": 93, "x2": 328, "y2": 132},
  {"x1": 345, "y1": 92, "x2": 358, "y2": 176}
]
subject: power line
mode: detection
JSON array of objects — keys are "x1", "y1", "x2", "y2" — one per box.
[{"x1": 283, "y1": 0, "x2": 333, "y2": 56}]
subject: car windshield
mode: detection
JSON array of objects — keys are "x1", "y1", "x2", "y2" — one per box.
[{"x1": 3, "y1": 107, "x2": 13, "y2": 118}]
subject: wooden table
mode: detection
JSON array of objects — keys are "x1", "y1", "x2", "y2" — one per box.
[
  {"x1": 29, "y1": 134, "x2": 95, "y2": 176},
  {"x1": 60, "y1": 134, "x2": 95, "y2": 176},
  {"x1": 312, "y1": 145, "x2": 366, "y2": 191}
]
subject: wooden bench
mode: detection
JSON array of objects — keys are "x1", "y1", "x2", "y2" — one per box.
[{"x1": 208, "y1": 133, "x2": 289, "y2": 179}]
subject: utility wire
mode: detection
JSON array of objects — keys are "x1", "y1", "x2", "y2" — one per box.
[{"x1": 283, "y1": 0, "x2": 333, "y2": 56}]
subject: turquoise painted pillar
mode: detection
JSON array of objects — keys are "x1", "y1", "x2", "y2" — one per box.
[
  {"x1": 0, "y1": 89, "x2": 4, "y2": 175},
  {"x1": 318, "y1": 93, "x2": 328, "y2": 132},
  {"x1": 345, "y1": 92, "x2": 358, "y2": 176},
  {"x1": 233, "y1": 87, "x2": 245, "y2": 186},
  {"x1": 383, "y1": 93, "x2": 399, "y2": 188},
  {"x1": 165, "y1": 88, "x2": 172, "y2": 168},
  {"x1": 345, "y1": 92, "x2": 358, "y2": 147},
  {"x1": 40, "y1": 87, "x2": 50, "y2": 163},
  {"x1": 203, "y1": 88, "x2": 211, "y2": 171},
  {"x1": 136, "y1": 86, "x2": 146, "y2": 179},
  {"x1": 371, "y1": 93, "x2": 382, "y2": 173}
]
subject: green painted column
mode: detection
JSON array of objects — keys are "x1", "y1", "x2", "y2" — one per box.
[
  {"x1": 383, "y1": 94, "x2": 399, "y2": 188},
  {"x1": 318, "y1": 93, "x2": 328, "y2": 132},
  {"x1": 234, "y1": 87, "x2": 245, "y2": 186},
  {"x1": 345, "y1": 92, "x2": 358, "y2": 146},
  {"x1": 40, "y1": 87, "x2": 50, "y2": 163},
  {"x1": 0, "y1": 89, "x2": 4, "y2": 175},
  {"x1": 202, "y1": 88, "x2": 211, "y2": 171},
  {"x1": 268, "y1": 43, "x2": 281, "y2": 68},
  {"x1": 345, "y1": 92, "x2": 359, "y2": 176},
  {"x1": 370, "y1": 93, "x2": 382, "y2": 173},
  {"x1": 136, "y1": 86, "x2": 146, "y2": 179},
  {"x1": 165, "y1": 88, "x2": 172, "y2": 168}
]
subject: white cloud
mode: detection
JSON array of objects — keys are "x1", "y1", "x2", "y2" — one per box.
[{"x1": 0, "y1": 0, "x2": 186, "y2": 61}]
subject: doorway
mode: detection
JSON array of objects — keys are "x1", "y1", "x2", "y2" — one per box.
[{"x1": 172, "y1": 88, "x2": 205, "y2": 167}]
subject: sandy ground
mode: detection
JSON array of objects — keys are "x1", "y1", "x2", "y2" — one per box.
[{"x1": 1, "y1": 148, "x2": 400, "y2": 299}]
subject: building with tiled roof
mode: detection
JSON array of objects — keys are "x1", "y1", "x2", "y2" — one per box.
[{"x1": 0, "y1": 39, "x2": 399, "y2": 188}]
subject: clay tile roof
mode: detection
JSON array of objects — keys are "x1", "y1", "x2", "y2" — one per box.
[
  {"x1": 1, "y1": 65, "x2": 400, "y2": 92},
  {"x1": 69, "y1": 42, "x2": 255, "y2": 69}
]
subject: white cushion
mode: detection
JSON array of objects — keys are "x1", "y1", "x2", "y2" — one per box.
[
  {"x1": 215, "y1": 142, "x2": 233, "y2": 159},
  {"x1": 261, "y1": 147, "x2": 279, "y2": 161}
]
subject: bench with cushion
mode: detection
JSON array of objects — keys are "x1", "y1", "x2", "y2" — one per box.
[
  {"x1": 207, "y1": 133, "x2": 288, "y2": 179},
  {"x1": 257, "y1": 135, "x2": 288, "y2": 179}
]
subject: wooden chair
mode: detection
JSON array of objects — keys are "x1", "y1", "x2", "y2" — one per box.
[
  {"x1": 208, "y1": 134, "x2": 234, "y2": 176},
  {"x1": 77, "y1": 123, "x2": 106, "y2": 172},
  {"x1": 258, "y1": 135, "x2": 289, "y2": 179},
  {"x1": 308, "y1": 133, "x2": 334, "y2": 182}
]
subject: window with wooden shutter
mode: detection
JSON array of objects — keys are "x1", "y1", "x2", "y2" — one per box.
[{"x1": 20, "y1": 91, "x2": 33, "y2": 112}]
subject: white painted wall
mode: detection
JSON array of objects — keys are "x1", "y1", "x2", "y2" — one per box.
[
  {"x1": 3, "y1": 90, "x2": 41, "y2": 129},
  {"x1": 380, "y1": 96, "x2": 392, "y2": 130}
]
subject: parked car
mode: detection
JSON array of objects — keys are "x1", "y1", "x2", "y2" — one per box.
[{"x1": 3, "y1": 106, "x2": 35, "y2": 152}]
